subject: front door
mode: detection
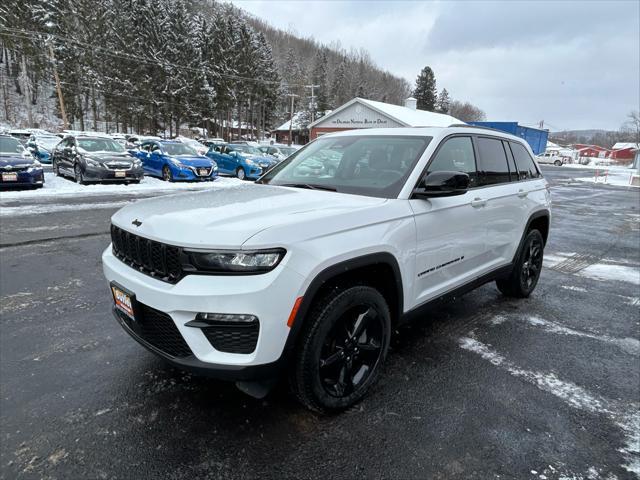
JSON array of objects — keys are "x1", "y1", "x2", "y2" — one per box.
[{"x1": 410, "y1": 135, "x2": 491, "y2": 306}]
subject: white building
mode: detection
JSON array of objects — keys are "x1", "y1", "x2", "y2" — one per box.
[{"x1": 308, "y1": 97, "x2": 462, "y2": 140}]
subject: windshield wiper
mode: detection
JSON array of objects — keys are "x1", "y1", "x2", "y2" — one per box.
[{"x1": 280, "y1": 183, "x2": 337, "y2": 192}]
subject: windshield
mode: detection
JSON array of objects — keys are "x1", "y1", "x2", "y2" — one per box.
[
  {"x1": 232, "y1": 145, "x2": 262, "y2": 155},
  {"x1": 77, "y1": 138, "x2": 126, "y2": 153},
  {"x1": 259, "y1": 135, "x2": 431, "y2": 199},
  {"x1": 0, "y1": 137, "x2": 27, "y2": 155},
  {"x1": 278, "y1": 147, "x2": 296, "y2": 156},
  {"x1": 35, "y1": 136, "x2": 60, "y2": 150},
  {"x1": 162, "y1": 143, "x2": 198, "y2": 156}
]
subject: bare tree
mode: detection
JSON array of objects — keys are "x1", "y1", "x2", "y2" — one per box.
[
  {"x1": 622, "y1": 110, "x2": 640, "y2": 144},
  {"x1": 449, "y1": 100, "x2": 486, "y2": 122}
]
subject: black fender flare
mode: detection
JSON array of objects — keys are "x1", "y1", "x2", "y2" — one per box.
[
  {"x1": 280, "y1": 252, "x2": 404, "y2": 360},
  {"x1": 511, "y1": 209, "x2": 550, "y2": 264}
]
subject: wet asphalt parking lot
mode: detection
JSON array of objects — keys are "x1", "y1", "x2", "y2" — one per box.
[{"x1": 1, "y1": 166, "x2": 639, "y2": 480}]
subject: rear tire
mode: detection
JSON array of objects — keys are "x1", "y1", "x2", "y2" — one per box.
[
  {"x1": 290, "y1": 286, "x2": 391, "y2": 413},
  {"x1": 496, "y1": 229, "x2": 544, "y2": 298}
]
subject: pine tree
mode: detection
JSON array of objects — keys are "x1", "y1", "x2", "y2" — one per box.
[
  {"x1": 436, "y1": 88, "x2": 451, "y2": 114},
  {"x1": 413, "y1": 66, "x2": 437, "y2": 111},
  {"x1": 330, "y1": 59, "x2": 348, "y2": 108},
  {"x1": 311, "y1": 50, "x2": 329, "y2": 112}
]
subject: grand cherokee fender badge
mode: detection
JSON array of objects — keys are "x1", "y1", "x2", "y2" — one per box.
[{"x1": 132, "y1": 219, "x2": 142, "y2": 227}]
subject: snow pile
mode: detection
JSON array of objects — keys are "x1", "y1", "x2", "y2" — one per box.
[
  {"x1": 574, "y1": 168, "x2": 640, "y2": 188},
  {"x1": 0, "y1": 173, "x2": 243, "y2": 201}
]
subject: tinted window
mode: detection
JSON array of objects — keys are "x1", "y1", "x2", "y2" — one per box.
[
  {"x1": 510, "y1": 142, "x2": 541, "y2": 180},
  {"x1": 476, "y1": 137, "x2": 510, "y2": 186},
  {"x1": 427, "y1": 136, "x2": 477, "y2": 186},
  {"x1": 503, "y1": 140, "x2": 518, "y2": 180}
]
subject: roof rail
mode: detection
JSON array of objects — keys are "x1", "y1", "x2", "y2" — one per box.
[{"x1": 447, "y1": 123, "x2": 506, "y2": 134}]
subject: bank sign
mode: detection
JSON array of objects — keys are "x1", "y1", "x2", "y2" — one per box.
[{"x1": 316, "y1": 102, "x2": 404, "y2": 129}]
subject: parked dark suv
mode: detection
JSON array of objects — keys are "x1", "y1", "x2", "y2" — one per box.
[{"x1": 52, "y1": 135, "x2": 144, "y2": 184}]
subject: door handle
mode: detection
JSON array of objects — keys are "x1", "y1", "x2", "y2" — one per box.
[
  {"x1": 518, "y1": 189, "x2": 528, "y2": 198},
  {"x1": 471, "y1": 197, "x2": 487, "y2": 208}
]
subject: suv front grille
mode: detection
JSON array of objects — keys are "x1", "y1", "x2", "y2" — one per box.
[
  {"x1": 118, "y1": 302, "x2": 193, "y2": 358},
  {"x1": 201, "y1": 322, "x2": 259, "y2": 354},
  {"x1": 111, "y1": 225, "x2": 182, "y2": 283}
]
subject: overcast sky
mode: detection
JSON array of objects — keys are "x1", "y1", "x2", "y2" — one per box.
[{"x1": 230, "y1": 0, "x2": 639, "y2": 131}]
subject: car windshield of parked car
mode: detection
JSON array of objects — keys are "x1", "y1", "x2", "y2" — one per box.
[
  {"x1": 232, "y1": 145, "x2": 262, "y2": 156},
  {"x1": 0, "y1": 136, "x2": 28, "y2": 155},
  {"x1": 162, "y1": 143, "x2": 198, "y2": 156},
  {"x1": 77, "y1": 138, "x2": 126, "y2": 153},
  {"x1": 278, "y1": 147, "x2": 297, "y2": 156},
  {"x1": 259, "y1": 135, "x2": 431, "y2": 199},
  {"x1": 35, "y1": 136, "x2": 60, "y2": 151}
]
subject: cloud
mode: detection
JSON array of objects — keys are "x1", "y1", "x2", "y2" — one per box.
[{"x1": 229, "y1": 0, "x2": 639, "y2": 130}]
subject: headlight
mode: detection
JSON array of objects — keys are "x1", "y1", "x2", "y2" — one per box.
[
  {"x1": 245, "y1": 159, "x2": 256, "y2": 166},
  {"x1": 32, "y1": 160, "x2": 42, "y2": 167},
  {"x1": 85, "y1": 158, "x2": 102, "y2": 167},
  {"x1": 185, "y1": 249, "x2": 285, "y2": 273},
  {"x1": 133, "y1": 159, "x2": 142, "y2": 167}
]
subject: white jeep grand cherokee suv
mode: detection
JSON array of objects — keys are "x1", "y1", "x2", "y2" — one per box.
[{"x1": 103, "y1": 126, "x2": 551, "y2": 412}]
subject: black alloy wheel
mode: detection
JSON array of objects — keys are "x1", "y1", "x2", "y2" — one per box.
[
  {"x1": 290, "y1": 285, "x2": 391, "y2": 413},
  {"x1": 497, "y1": 229, "x2": 545, "y2": 298},
  {"x1": 53, "y1": 159, "x2": 60, "y2": 176}
]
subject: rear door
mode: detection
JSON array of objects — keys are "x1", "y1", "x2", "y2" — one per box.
[
  {"x1": 410, "y1": 135, "x2": 491, "y2": 304},
  {"x1": 474, "y1": 136, "x2": 523, "y2": 266}
]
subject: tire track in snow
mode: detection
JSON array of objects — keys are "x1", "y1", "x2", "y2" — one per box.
[{"x1": 459, "y1": 336, "x2": 640, "y2": 477}]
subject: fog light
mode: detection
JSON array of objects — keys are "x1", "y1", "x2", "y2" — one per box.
[{"x1": 186, "y1": 313, "x2": 258, "y2": 328}]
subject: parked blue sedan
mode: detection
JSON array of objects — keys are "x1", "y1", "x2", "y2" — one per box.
[
  {"x1": 0, "y1": 135, "x2": 44, "y2": 188},
  {"x1": 26, "y1": 134, "x2": 61, "y2": 164},
  {"x1": 205, "y1": 143, "x2": 277, "y2": 180},
  {"x1": 135, "y1": 140, "x2": 218, "y2": 182}
]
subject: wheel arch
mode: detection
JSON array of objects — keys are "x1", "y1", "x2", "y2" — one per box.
[
  {"x1": 512, "y1": 209, "x2": 550, "y2": 264},
  {"x1": 282, "y1": 252, "x2": 404, "y2": 357}
]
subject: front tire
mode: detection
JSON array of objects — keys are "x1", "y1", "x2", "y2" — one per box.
[
  {"x1": 162, "y1": 165, "x2": 173, "y2": 182},
  {"x1": 290, "y1": 286, "x2": 391, "y2": 413},
  {"x1": 53, "y1": 160, "x2": 60, "y2": 177},
  {"x1": 74, "y1": 164, "x2": 85, "y2": 184},
  {"x1": 236, "y1": 167, "x2": 246, "y2": 180},
  {"x1": 554, "y1": 159, "x2": 562, "y2": 166},
  {"x1": 497, "y1": 229, "x2": 544, "y2": 298}
]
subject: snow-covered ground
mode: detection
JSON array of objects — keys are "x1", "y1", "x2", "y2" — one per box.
[
  {"x1": 0, "y1": 172, "x2": 244, "y2": 201},
  {"x1": 573, "y1": 168, "x2": 640, "y2": 188}
]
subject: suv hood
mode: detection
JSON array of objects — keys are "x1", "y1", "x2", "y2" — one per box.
[{"x1": 111, "y1": 184, "x2": 388, "y2": 249}]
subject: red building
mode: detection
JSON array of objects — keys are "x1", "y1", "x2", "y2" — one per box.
[
  {"x1": 610, "y1": 143, "x2": 639, "y2": 161},
  {"x1": 577, "y1": 146, "x2": 610, "y2": 158}
]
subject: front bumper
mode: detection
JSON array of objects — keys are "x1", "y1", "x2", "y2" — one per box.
[
  {"x1": 0, "y1": 168, "x2": 44, "y2": 187},
  {"x1": 171, "y1": 165, "x2": 218, "y2": 182},
  {"x1": 102, "y1": 246, "x2": 303, "y2": 379},
  {"x1": 84, "y1": 165, "x2": 144, "y2": 182}
]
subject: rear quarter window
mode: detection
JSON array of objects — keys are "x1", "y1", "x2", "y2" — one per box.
[{"x1": 510, "y1": 142, "x2": 541, "y2": 180}]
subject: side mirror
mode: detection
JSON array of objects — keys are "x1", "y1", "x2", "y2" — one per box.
[{"x1": 413, "y1": 171, "x2": 470, "y2": 198}]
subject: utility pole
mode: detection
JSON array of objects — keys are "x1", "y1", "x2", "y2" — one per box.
[
  {"x1": 305, "y1": 84, "x2": 320, "y2": 124},
  {"x1": 48, "y1": 43, "x2": 68, "y2": 130},
  {"x1": 286, "y1": 93, "x2": 298, "y2": 147}
]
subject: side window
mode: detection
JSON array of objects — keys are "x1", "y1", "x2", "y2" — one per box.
[
  {"x1": 510, "y1": 142, "x2": 541, "y2": 180},
  {"x1": 151, "y1": 143, "x2": 161, "y2": 152},
  {"x1": 427, "y1": 136, "x2": 477, "y2": 186},
  {"x1": 502, "y1": 140, "x2": 518, "y2": 181},
  {"x1": 476, "y1": 137, "x2": 510, "y2": 186}
]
